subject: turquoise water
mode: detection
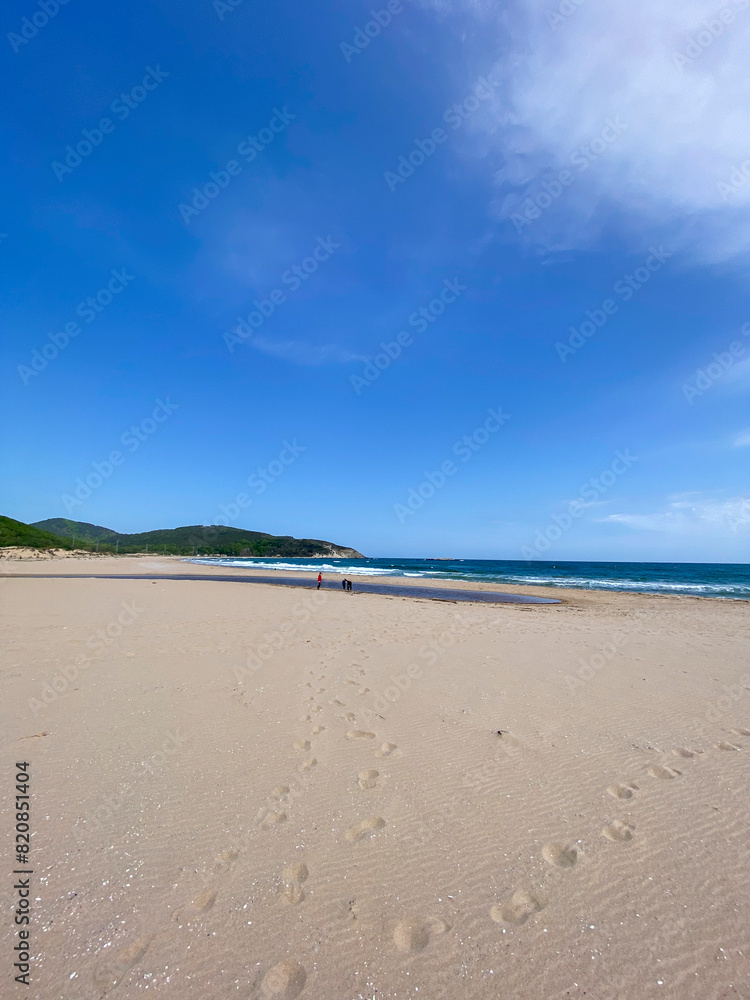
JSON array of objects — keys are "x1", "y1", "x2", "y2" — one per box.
[{"x1": 188, "y1": 557, "x2": 750, "y2": 599}]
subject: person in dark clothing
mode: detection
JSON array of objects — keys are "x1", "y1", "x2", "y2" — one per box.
[
  {"x1": 341, "y1": 578, "x2": 347, "y2": 590},
  {"x1": 346, "y1": 579, "x2": 352, "y2": 591}
]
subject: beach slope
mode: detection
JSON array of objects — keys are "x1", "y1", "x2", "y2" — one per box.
[{"x1": 1, "y1": 557, "x2": 749, "y2": 999}]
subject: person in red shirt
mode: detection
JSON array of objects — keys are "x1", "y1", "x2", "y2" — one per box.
[{"x1": 317, "y1": 572, "x2": 322, "y2": 590}]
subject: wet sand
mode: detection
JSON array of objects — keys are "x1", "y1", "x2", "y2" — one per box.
[{"x1": 0, "y1": 570, "x2": 560, "y2": 604}]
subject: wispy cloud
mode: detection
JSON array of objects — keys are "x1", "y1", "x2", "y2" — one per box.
[
  {"x1": 722, "y1": 356, "x2": 750, "y2": 388},
  {"x1": 427, "y1": 0, "x2": 750, "y2": 260},
  {"x1": 563, "y1": 498, "x2": 608, "y2": 509},
  {"x1": 603, "y1": 495, "x2": 750, "y2": 533},
  {"x1": 605, "y1": 512, "x2": 684, "y2": 533},
  {"x1": 732, "y1": 428, "x2": 750, "y2": 447},
  {"x1": 249, "y1": 336, "x2": 366, "y2": 366}
]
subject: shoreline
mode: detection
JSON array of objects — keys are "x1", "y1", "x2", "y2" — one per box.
[
  {"x1": 0, "y1": 570, "x2": 561, "y2": 605},
  {"x1": 2, "y1": 552, "x2": 748, "y2": 603}
]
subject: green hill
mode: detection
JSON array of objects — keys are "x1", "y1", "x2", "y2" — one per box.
[
  {"x1": 28, "y1": 518, "x2": 363, "y2": 558},
  {"x1": 32, "y1": 518, "x2": 119, "y2": 544},
  {"x1": 0, "y1": 515, "x2": 76, "y2": 550}
]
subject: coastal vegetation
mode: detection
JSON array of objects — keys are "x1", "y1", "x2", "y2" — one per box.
[{"x1": 0, "y1": 515, "x2": 363, "y2": 558}]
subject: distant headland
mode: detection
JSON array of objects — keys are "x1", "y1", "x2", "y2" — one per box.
[{"x1": 0, "y1": 515, "x2": 364, "y2": 559}]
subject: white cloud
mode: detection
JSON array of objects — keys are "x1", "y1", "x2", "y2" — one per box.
[
  {"x1": 733, "y1": 427, "x2": 750, "y2": 447},
  {"x1": 604, "y1": 495, "x2": 750, "y2": 533},
  {"x1": 431, "y1": 0, "x2": 750, "y2": 260},
  {"x1": 605, "y1": 512, "x2": 680, "y2": 532}
]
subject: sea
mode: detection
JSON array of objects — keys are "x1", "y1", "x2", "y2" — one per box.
[{"x1": 187, "y1": 557, "x2": 750, "y2": 600}]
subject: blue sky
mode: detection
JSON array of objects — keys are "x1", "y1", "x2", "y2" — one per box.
[{"x1": 2, "y1": 0, "x2": 749, "y2": 561}]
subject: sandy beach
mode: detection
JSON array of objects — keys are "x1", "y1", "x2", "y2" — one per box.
[{"x1": 2, "y1": 556, "x2": 749, "y2": 1000}]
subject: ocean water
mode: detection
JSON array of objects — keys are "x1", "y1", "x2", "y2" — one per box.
[{"x1": 187, "y1": 557, "x2": 750, "y2": 600}]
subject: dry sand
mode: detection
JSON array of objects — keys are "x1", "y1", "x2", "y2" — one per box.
[
  {"x1": 0, "y1": 547, "x2": 107, "y2": 561},
  {"x1": 1, "y1": 556, "x2": 749, "y2": 999}
]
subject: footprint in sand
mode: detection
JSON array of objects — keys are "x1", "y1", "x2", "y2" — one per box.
[
  {"x1": 358, "y1": 687, "x2": 370, "y2": 695},
  {"x1": 647, "y1": 765, "x2": 681, "y2": 779},
  {"x1": 341, "y1": 712, "x2": 356, "y2": 723},
  {"x1": 672, "y1": 747, "x2": 698, "y2": 758},
  {"x1": 490, "y1": 890, "x2": 543, "y2": 925},
  {"x1": 294, "y1": 740, "x2": 311, "y2": 752},
  {"x1": 345, "y1": 816, "x2": 386, "y2": 842},
  {"x1": 283, "y1": 862, "x2": 309, "y2": 883},
  {"x1": 495, "y1": 731, "x2": 524, "y2": 748},
  {"x1": 714, "y1": 741, "x2": 741, "y2": 751},
  {"x1": 602, "y1": 819, "x2": 635, "y2": 842},
  {"x1": 280, "y1": 883, "x2": 305, "y2": 905},
  {"x1": 346, "y1": 729, "x2": 376, "y2": 740},
  {"x1": 190, "y1": 889, "x2": 217, "y2": 912},
  {"x1": 262, "y1": 811, "x2": 288, "y2": 828},
  {"x1": 731, "y1": 727, "x2": 750, "y2": 736},
  {"x1": 92, "y1": 935, "x2": 151, "y2": 991},
  {"x1": 174, "y1": 890, "x2": 217, "y2": 924},
  {"x1": 299, "y1": 758, "x2": 317, "y2": 772},
  {"x1": 273, "y1": 786, "x2": 290, "y2": 799},
  {"x1": 114, "y1": 936, "x2": 150, "y2": 965},
  {"x1": 299, "y1": 714, "x2": 311, "y2": 723},
  {"x1": 542, "y1": 843, "x2": 578, "y2": 868},
  {"x1": 325, "y1": 898, "x2": 359, "y2": 923},
  {"x1": 393, "y1": 916, "x2": 449, "y2": 953},
  {"x1": 330, "y1": 699, "x2": 346, "y2": 707},
  {"x1": 376, "y1": 742, "x2": 399, "y2": 757},
  {"x1": 215, "y1": 849, "x2": 239, "y2": 871},
  {"x1": 280, "y1": 862, "x2": 308, "y2": 905},
  {"x1": 261, "y1": 960, "x2": 307, "y2": 999},
  {"x1": 606, "y1": 782, "x2": 638, "y2": 799},
  {"x1": 311, "y1": 725, "x2": 326, "y2": 735},
  {"x1": 357, "y1": 769, "x2": 379, "y2": 789}
]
